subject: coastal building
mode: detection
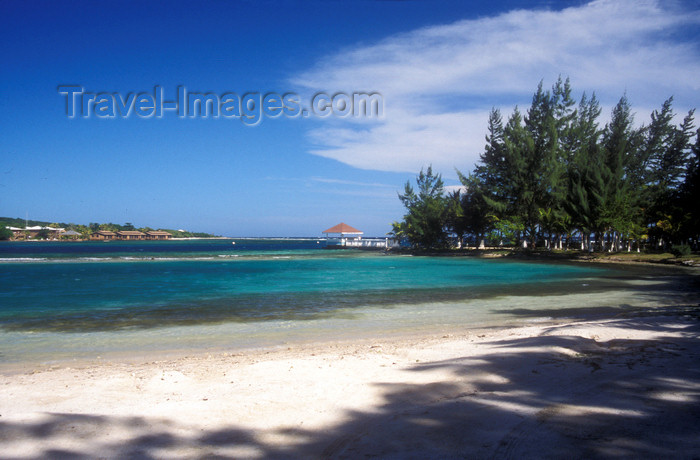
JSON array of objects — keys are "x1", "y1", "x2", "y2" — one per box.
[
  {"x1": 116, "y1": 230, "x2": 146, "y2": 240},
  {"x1": 323, "y1": 223, "x2": 364, "y2": 248},
  {"x1": 8, "y1": 227, "x2": 24, "y2": 238},
  {"x1": 89, "y1": 229, "x2": 173, "y2": 241},
  {"x1": 8, "y1": 226, "x2": 64, "y2": 239},
  {"x1": 146, "y1": 230, "x2": 172, "y2": 240},
  {"x1": 5, "y1": 226, "x2": 174, "y2": 241},
  {"x1": 61, "y1": 230, "x2": 82, "y2": 240},
  {"x1": 90, "y1": 231, "x2": 118, "y2": 240},
  {"x1": 322, "y1": 223, "x2": 396, "y2": 249}
]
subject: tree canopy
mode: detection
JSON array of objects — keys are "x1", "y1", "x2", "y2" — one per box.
[
  {"x1": 396, "y1": 166, "x2": 450, "y2": 249},
  {"x1": 393, "y1": 79, "x2": 698, "y2": 252}
]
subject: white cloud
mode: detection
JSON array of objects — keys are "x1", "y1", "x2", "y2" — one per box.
[
  {"x1": 293, "y1": 0, "x2": 700, "y2": 177},
  {"x1": 307, "y1": 111, "x2": 488, "y2": 173},
  {"x1": 443, "y1": 185, "x2": 467, "y2": 196},
  {"x1": 309, "y1": 176, "x2": 395, "y2": 188}
]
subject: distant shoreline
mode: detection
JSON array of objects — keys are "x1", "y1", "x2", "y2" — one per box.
[
  {"x1": 2, "y1": 238, "x2": 698, "y2": 268},
  {"x1": 169, "y1": 237, "x2": 230, "y2": 240},
  {"x1": 388, "y1": 247, "x2": 700, "y2": 268}
]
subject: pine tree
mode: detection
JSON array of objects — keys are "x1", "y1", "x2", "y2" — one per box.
[
  {"x1": 552, "y1": 76, "x2": 578, "y2": 159},
  {"x1": 565, "y1": 92, "x2": 604, "y2": 250},
  {"x1": 471, "y1": 108, "x2": 506, "y2": 238},
  {"x1": 640, "y1": 98, "x2": 695, "y2": 246},
  {"x1": 548, "y1": 77, "x2": 578, "y2": 248},
  {"x1": 665, "y1": 113, "x2": 697, "y2": 245},
  {"x1": 474, "y1": 108, "x2": 507, "y2": 194},
  {"x1": 454, "y1": 173, "x2": 492, "y2": 248},
  {"x1": 502, "y1": 107, "x2": 534, "y2": 246},
  {"x1": 679, "y1": 129, "x2": 700, "y2": 244},
  {"x1": 601, "y1": 95, "x2": 640, "y2": 251},
  {"x1": 523, "y1": 81, "x2": 565, "y2": 247},
  {"x1": 398, "y1": 166, "x2": 450, "y2": 249},
  {"x1": 664, "y1": 110, "x2": 696, "y2": 190}
]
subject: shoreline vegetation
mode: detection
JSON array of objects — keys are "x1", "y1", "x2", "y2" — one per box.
[
  {"x1": 2, "y1": 235, "x2": 699, "y2": 268},
  {"x1": 0, "y1": 216, "x2": 218, "y2": 241},
  {"x1": 387, "y1": 246, "x2": 700, "y2": 267},
  {"x1": 391, "y1": 78, "x2": 700, "y2": 259}
]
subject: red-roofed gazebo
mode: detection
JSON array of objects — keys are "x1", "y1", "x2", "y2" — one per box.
[
  {"x1": 322, "y1": 223, "x2": 363, "y2": 236},
  {"x1": 322, "y1": 223, "x2": 363, "y2": 249}
]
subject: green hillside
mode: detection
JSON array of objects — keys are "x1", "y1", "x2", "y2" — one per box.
[{"x1": 0, "y1": 217, "x2": 218, "y2": 239}]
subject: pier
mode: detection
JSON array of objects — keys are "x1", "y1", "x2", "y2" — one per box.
[
  {"x1": 322, "y1": 222, "x2": 397, "y2": 250},
  {"x1": 325, "y1": 237, "x2": 395, "y2": 249}
]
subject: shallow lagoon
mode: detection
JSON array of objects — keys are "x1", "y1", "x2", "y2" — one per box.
[{"x1": 0, "y1": 240, "x2": 689, "y2": 363}]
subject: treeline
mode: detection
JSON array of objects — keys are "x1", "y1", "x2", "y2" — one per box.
[
  {"x1": 86, "y1": 222, "x2": 215, "y2": 238},
  {"x1": 0, "y1": 217, "x2": 61, "y2": 229},
  {"x1": 392, "y1": 78, "x2": 699, "y2": 253},
  {"x1": 0, "y1": 217, "x2": 217, "y2": 240}
]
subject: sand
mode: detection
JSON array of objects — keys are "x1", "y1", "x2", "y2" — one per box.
[{"x1": 1, "y1": 305, "x2": 699, "y2": 459}]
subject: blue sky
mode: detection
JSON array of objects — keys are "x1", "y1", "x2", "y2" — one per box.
[{"x1": 2, "y1": 0, "x2": 699, "y2": 237}]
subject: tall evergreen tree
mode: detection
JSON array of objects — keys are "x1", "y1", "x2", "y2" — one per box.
[
  {"x1": 397, "y1": 166, "x2": 450, "y2": 249},
  {"x1": 600, "y1": 95, "x2": 641, "y2": 250},
  {"x1": 566, "y1": 92, "x2": 604, "y2": 250},
  {"x1": 552, "y1": 76, "x2": 578, "y2": 159},
  {"x1": 663, "y1": 112, "x2": 697, "y2": 245},
  {"x1": 454, "y1": 173, "x2": 492, "y2": 248},
  {"x1": 501, "y1": 107, "x2": 534, "y2": 246},
  {"x1": 664, "y1": 110, "x2": 696, "y2": 190},
  {"x1": 474, "y1": 108, "x2": 507, "y2": 196},
  {"x1": 547, "y1": 76, "x2": 578, "y2": 248},
  {"x1": 679, "y1": 128, "x2": 700, "y2": 244},
  {"x1": 639, "y1": 98, "x2": 695, "y2": 245},
  {"x1": 471, "y1": 108, "x2": 506, "y2": 238}
]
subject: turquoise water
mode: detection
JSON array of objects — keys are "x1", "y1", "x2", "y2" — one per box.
[
  {"x1": 0, "y1": 238, "x2": 320, "y2": 261},
  {"x1": 0, "y1": 240, "x2": 603, "y2": 332},
  {"x1": 0, "y1": 240, "x2": 635, "y2": 363}
]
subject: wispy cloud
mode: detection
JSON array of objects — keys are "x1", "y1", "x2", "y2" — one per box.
[
  {"x1": 293, "y1": 0, "x2": 700, "y2": 176},
  {"x1": 309, "y1": 177, "x2": 395, "y2": 188},
  {"x1": 264, "y1": 175, "x2": 398, "y2": 200}
]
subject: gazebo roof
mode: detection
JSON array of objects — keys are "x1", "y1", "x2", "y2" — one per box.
[{"x1": 322, "y1": 223, "x2": 363, "y2": 234}]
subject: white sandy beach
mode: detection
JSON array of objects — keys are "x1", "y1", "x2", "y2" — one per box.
[{"x1": 1, "y1": 306, "x2": 699, "y2": 459}]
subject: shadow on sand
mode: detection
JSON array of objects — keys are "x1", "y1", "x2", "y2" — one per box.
[{"x1": 2, "y1": 308, "x2": 699, "y2": 459}]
